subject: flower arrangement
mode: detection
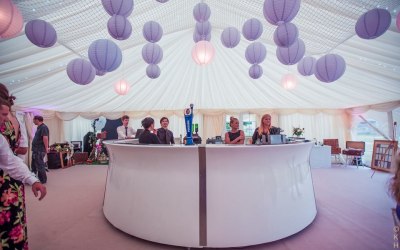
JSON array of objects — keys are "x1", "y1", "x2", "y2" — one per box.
[{"x1": 293, "y1": 127, "x2": 305, "y2": 137}]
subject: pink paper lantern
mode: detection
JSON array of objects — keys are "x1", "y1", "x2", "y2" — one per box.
[
  {"x1": 281, "y1": 74, "x2": 297, "y2": 90},
  {"x1": 355, "y1": 8, "x2": 391, "y2": 39},
  {"x1": 107, "y1": 15, "x2": 132, "y2": 40},
  {"x1": 249, "y1": 64, "x2": 263, "y2": 79},
  {"x1": 102, "y1": 0, "x2": 134, "y2": 17},
  {"x1": 297, "y1": 56, "x2": 316, "y2": 76},
  {"x1": 67, "y1": 59, "x2": 96, "y2": 85},
  {"x1": 242, "y1": 18, "x2": 263, "y2": 41},
  {"x1": 193, "y1": 3, "x2": 211, "y2": 22},
  {"x1": 276, "y1": 39, "x2": 305, "y2": 65},
  {"x1": 114, "y1": 80, "x2": 131, "y2": 95},
  {"x1": 25, "y1": 19, "x2": 57, "y2": 48},
  {"x1": 315, "y1": 54, "x2": 346, "y2": 83},
  {"x1": 142, "y1": 43, "x2": 163, "y2": 64},
  {"x1": 146, "y1": 64, "x2": 161, "y2": 79},
  {"x1": 245, "y1": 42, "x2": 267, "y2": 64},
  {"x1": 0, "y1": 0, "x2": 23, "y2": 39},
  {"x1": 263, "y1": 0, "x2": 301, "y2": 25},
  {"x1": 221, "y1": 27, "x2": 240, "y2": 48},
  {"x1": 273, "y1": 22, "x2": 298, "y2": 48},
  {"x1": 192, "y1": 41, "x2": 215, "y2": 65},
  {"x1": 143, "y1": 21, "x2": 163, "y2": 43}
]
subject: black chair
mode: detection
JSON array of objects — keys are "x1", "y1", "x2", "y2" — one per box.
[{"x1": 71, "y1": 141, "x2": 82, "y2": 152}]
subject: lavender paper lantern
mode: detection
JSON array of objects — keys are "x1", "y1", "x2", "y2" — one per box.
[
  {"x1": 249, "y1": 64, "x2": 263, "y2": 79},
  {"x1": 193, "y1": 31, "x2": 211, "y2": 42},
  {"x1": 263, "y1": 0, "x2": 301, "y2": 25},
  {"x1": 25, "y1": 19, "x2": 57, "y2": 48},
  {"x1": 242, "y1": 18, "x2": 263, "y2": 41},
  {"x1": 146, "y1": 64, "x2": 161, "y2": 79},
  {"x1": 276, "y1": 39, "x2": 305, "y2": 65},
  {"x1": 192, "y1": 41, "x2": 215, "y2": 65},
  {"x1": 156, "y1": 0, "x2": 169, "y2": 2},
  {"x1": 193, "y1": 3, "x2": 211, "y2": 22},
  {"x1": 107, "y1": 15, "x2": 132, "y2": 40},
  {"x1": 114, "y1": 80, "x2": 130, "y2": 95},
  {"x1": 96, "y1": 69, "x2": 106, "y2": 76},
  {"x1": 273, "y1": 22, "x2": 298, "y2": 47},
  {"x1": 88, "y1": 39, "x2": 122, "y2": 72},
  {"x1": 102, "y1": 0, "x2": 134, "y2": 17},
  {"x1": 0, "y1": 0, "x2": 23, "y2": 39},
  {"x1": 142, "y1": 43, "x2": 163, "y2": 64},
  {"x1": 195, "y1": 21, "x2": 211, "y2": 38},
  {"x1": 245, "y1": 42, "x2": 267, "y2": 64},
  {"x1": 221, "y1": 27, "x2": 240, "y2": 48},
  {"x1": 67, "y1": 59, "x2": 95, "y2": 85},
  {"x1": 355, "y1": 8, "x2": 391, "y2": 39},
  {"x1": 315, "y1": 54, "x2": 346, "y2": 83},
  {"x1": 297, "y1": 56, "x2": 316, "y2": 76},
  {"x1": 143, "y1": 21, "x2": 163, "y2": 43}
]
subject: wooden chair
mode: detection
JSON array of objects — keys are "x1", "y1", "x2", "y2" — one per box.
[
  {"x1": 342, "y1": 141, "x2": 365, "y2": 167},
  {"x1": 323, "y1": 139, "x2": 342, "y2": 163}
]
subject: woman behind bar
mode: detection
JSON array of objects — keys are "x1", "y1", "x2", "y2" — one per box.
[
  {"x1": 224, "y1": 116, "x2": 245, "y2": 144},
  {"x1": 251, "y1": 114, "x2": 280, "y2": 144}
]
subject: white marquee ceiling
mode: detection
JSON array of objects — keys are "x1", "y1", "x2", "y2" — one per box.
[{"x1": 0, "y1": 0, "x2": 399, "y2": 112}]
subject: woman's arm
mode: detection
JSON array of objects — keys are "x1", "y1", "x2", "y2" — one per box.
[
  {"x1": 224, "y1": 132, "x2": 231, "y2": 144},
  {"x1": 251, "y1": 128, "x2": 258, "y2": 144}
]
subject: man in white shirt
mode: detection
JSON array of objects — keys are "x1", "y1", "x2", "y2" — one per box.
[{"x1": 117, "y1": 115, "x2": 136, "y2": 139}]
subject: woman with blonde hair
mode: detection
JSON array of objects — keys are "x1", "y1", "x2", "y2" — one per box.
[
  {"x1": 390, "y1": 155, "x2": 400, "y2": 219},
  {"x1": 251, "y1": 114, "x2": 281, "y2": 144},
  {"x1": 224, "y1": 116, "x2": 245, "y2": 144}
]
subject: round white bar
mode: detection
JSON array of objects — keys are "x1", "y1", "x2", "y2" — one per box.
[{"x1": 103, "y1": 142, "x2": 316, "y2": 248}]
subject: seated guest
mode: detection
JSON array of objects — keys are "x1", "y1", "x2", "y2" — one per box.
[
  {"x1": 139, "y1": 117, "x2": 161, "y2": 144},
  {"x1": 157, "y1": 117, "x2": 175, "y2": 144},
  {"x1": 251, "y1": 114, "x2": 280, "y2": 144},
  {"x1": 117, "y1": 115, "x2": 136, "y2": 139},
  {"x1": 224, "y1": 116, "x2": 245, "y2": 144},
  {"x1": 390, "y1": 155, "x2": 400, "y2": 219}
]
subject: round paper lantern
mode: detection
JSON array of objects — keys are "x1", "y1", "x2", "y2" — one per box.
[
  {"x1": 397, "y1": 12, "x2": 400, "y2": 31},
  {"x1": 192, "y1": 41, "x2": 215, "y2": 65},
  {"x1": 242, "y1": 18, "x2": 263, "y2": 41},
  {"x1": 107, "y1": 15, "x2": 132, "y2": 40},
  {"x1": 193, "y1": 3, "x2": 211, "y2": 22},
  {"x1": 221, "y1": 27, "x2": 240, "y2": 48},
  {"x1": 114, "y1": 80, "x2": 130, "y2": 95},
  {"x1": 193, "y1": 30, "x2": 211, "y2": 42},
  {"x1": 281, "y1": 74, "x2": 297, "y2": 90},
  {"x1": 143, "y1": 21, "x2": 163, "y2": 43},
  {"x1": 142, "y1": 43, "x2": 163, "y2": 64},
  {"x1": 25, "y1": 19, "x2": 57, "y2": 48},
  {"x1": 245, "y1": 42, "x2": 267, "y2": 64},
  {"x1": 273, "y1": 22, "x2": 298, "y2": 47},
  {"x1": 355, "y1": 8, "x2": 391, "y2": 39},
  {"x1": 315, "y1": 54, "x2": 346, "y2": 83},
  {"x1": 276, "y1": 39, "x2": 305, "y2": 65},
  {"x1": 67, "y1": 59, "x2": 96, "y2": 85},
  {"x1": 263, "y1": 0, "x2": 301, "y2": 25},
  {"x1": 195, "y1": 21, "x2": 211, "y2": 38},
  {"x1": 249, "y1": 64, "x2": 263, "y2": 79},
  {"x1": 102, "y1": 0, "x2": 134, "y2": 17},
  {"x1": 96, "y1": 69, "x2": 106, "y2": 76},
  {"x1": 88, "y1": 39, "x2": 122, "y2": 72},
  {"x1": 297, "y1": 56, "x2": 316, "y2": 76},
  {"x1": 0, "y1": 0, "x2": 23, "y2": 39},
  {"x1": 146, "y1": 64, "x2": 161, "y2": 79},
  {"x1": 156, "y1": 0, "x2": 169, "y2": 2}
]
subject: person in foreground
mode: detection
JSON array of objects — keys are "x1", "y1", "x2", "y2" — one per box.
[
  {"x1": 251, "y1": 114, "x2": 281, "y2": 144},
  {"x1": 389, "y1": 155, "x2": 400, "y2": 219},
  {"x1": 224, "y1": 116, "x2": 245, "y2": 144},
  {"x1": 139, "y1": 117, "x2": 161, "y2": 144},
  {"x1": 0, "y1": 98, "x2": 47, "y2": 250},
  {"x1": 117, "y1": 115, "x2": 136, "y2": 139},
  {"x1": 157, "y1": 117, "x2": 175, "y2": 144}
]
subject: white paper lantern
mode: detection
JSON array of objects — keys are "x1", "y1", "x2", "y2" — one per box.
[
  {"x1": 114, "y1": 80, "x2": 131, "y2": 95},
  {"x1": 192, "y1": 41, "x2": 215, "y2": 65}
]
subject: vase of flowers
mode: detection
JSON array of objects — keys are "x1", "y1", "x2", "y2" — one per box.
[{"x1": 293, "y1": 127, "x2": 305, "y2": 137}]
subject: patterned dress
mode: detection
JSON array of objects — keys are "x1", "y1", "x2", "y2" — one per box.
[{"x1": 0, "y1": 121, "x2": 28, "y2": 250}]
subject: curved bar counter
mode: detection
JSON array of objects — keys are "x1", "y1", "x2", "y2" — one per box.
[{"x1": 103, "y1": 141, "x2": 316, "y2": 248}]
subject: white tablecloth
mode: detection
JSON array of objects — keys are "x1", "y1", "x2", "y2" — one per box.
[{"x1": 310, "y1": 145, "x2": 331, "y2": 168}]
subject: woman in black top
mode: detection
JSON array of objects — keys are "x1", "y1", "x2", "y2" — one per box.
[
  {"x1": 139, "y1": 117, "x2": 161, "y2": 144},
  {"x1": 251, "y1": 114, "x2": 280, "y2": 144},
  {"x1": 224, "y1": 116, "x2": 245, "y2": 144}
]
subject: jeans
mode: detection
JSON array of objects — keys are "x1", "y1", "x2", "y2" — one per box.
[{"x1": 31, "y1": 151, "x2": 47, "y2": 183}]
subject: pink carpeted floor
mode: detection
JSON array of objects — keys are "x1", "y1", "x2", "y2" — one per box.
[{"x1": 25, "y1": 164, "x2": 395, "y2": 250}]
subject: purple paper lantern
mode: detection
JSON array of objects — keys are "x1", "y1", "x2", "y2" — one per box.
[
  {"x1": 146, "y1": 64, "x2": 161, "y2": 79},
  {"x1": 143, "y1": 21, "x2": 163, "y2": 43},
  {"x1": 156, "y1": 0, "x2": 169, "y2": 2},
  {"x1": 273, "y1": 22, "x2": 298, "y2": 47},
  {"x1": 142, "y1": 43, "x2": 163, "y2": 64},
  {"x1": 96, "y1": 69, "x2": 106, "y2": 76},
  {"x1": 107, "y1": 15, "x2": 132, "y2": 40},
  {"x1": 193, "y1": 3, "x2": 211, "y2": 22},
  {"x1": 355, "y1": 8, "x2": 391, "y2": 39},
  {"x1": 242, "y1": 18, "x2": 263, "y2": 41},
  {"x1": 102, "y1": 0, "x2": 134, "y2": 17},
  {"x1": 263, "y1": 0, "x2": 301, "y2": 25},
  {"x1": 221, "y1": 27, "x2": 241, "y2": 48},
  {"x1": 193, "y1": 31, "x2": 211, "y2": 42},
  {"x1": 25, "y1": 19, "x2": 57, "y2": 48},
  {"x1": 297, "y1": 57, "x2": 316, "y2": 76},
  {"x1": 315, "y1": 54, "x2": 346, "y2": 83},
  {"x1": 276, "y1": 39, "x2": 305, "y2": 65},
  {"x1": 195, "y1": 21, "x2": 211, "y2": 38},
  {"x1": 0, "y1": 0, "x2": 23, "y2": 39},
  {"x1": 245, "y1": 42, "x2": 267, "y2": 64},
  {"x1": 88, "y1": 39, "x2": 122, "y2": 72},
  {"x1": 67, "y1": 59, "x2": 95, "y2": 85},
  {"x1": 249, "y1": 64, "x2": 263, "y2": 79}
]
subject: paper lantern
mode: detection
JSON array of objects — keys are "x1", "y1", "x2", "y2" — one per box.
[
  {"x1": 142, "y1": 43, "x2": 163, "y2": 64},
  {"x1": 355, "y1": 8, "x2": 391, "y2": 39},
  {"x1": 221, "y1": 27, "x2": 240, "y2": 48},
  {"x1": 242, "y1": 18, "x2": 263, "y2": 41},
  {"x1": 263, "y1": 0, "x2": 301, "y2": 25},
  {"x1": 297, "y1": 56, "x2": 316, "y2": 76},
  {"x1": 107, "y1": 15, "x2": 132, "y2": 40},
  {"x1": 193, "y1": 30, "x2": 211, "y2": 42},
  {"x1": 193, "y1": 3, "x2": 211, "y2": 22},
  {"x1": 315, "y1": 54, "x2": 346, "y2": 83},
  {"x1": 192, "y1": 41, "x2": 215, "y2": 65},
  {"x1": 146, "y1": 64, "x2": 161, "y2": 79},
  {"x1": 96, "y1": 69, "x2": 106, "y2": 76},
  {"x1": 114, "y1": 80, "x2": 130, "y2": 95},
  {"x1": 88, "y1": 39, "x2": 122, "y2": 72},
  {"x1": 102, "y1": 0, "x2": 134, "y2": 17},
  {"x1": 195, "y1": 21, "x2": 211, "y2": 38},
  {"x1": 156, "y1": 0, "x2": 169, "y2": 2},
  {"x1": 0, "y1": 0, "x2": 23, "y2": 39},
  {"x1": 245, "y1": 42, "x2": 267, "y2": 64},
  {"x1": 397, "y1": 12, "x2": 400, "y2": 31},
  {"x1": 143, "y1": 21, "x2": 163, "y2": 43},
  {"x1": 249, "y1": 64, "x2": 263, "y2": 79},
  {"x1": 25, "y1": 19, "x2": 57, "y2": 48},
  {"x1": 276, "y1": 39, "x2": 305, "y2": 65},
  {"x1": 273, "y1": 22, "x2": 298, "y2": 47},
  {"x1": 281, "y1": 74, "x2": 297, "y2": 90},
  {"x1": 67, "y1": 59, "x2": 96, "y2": 85}
]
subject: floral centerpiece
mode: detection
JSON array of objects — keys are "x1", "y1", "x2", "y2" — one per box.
[{"x1": 293, "y1": 127, "x2": 305, "y2": 137}]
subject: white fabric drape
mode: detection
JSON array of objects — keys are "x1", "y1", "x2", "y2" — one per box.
[{"x1": 63, "y1": 116, "x2": 93, "y2": 142}]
